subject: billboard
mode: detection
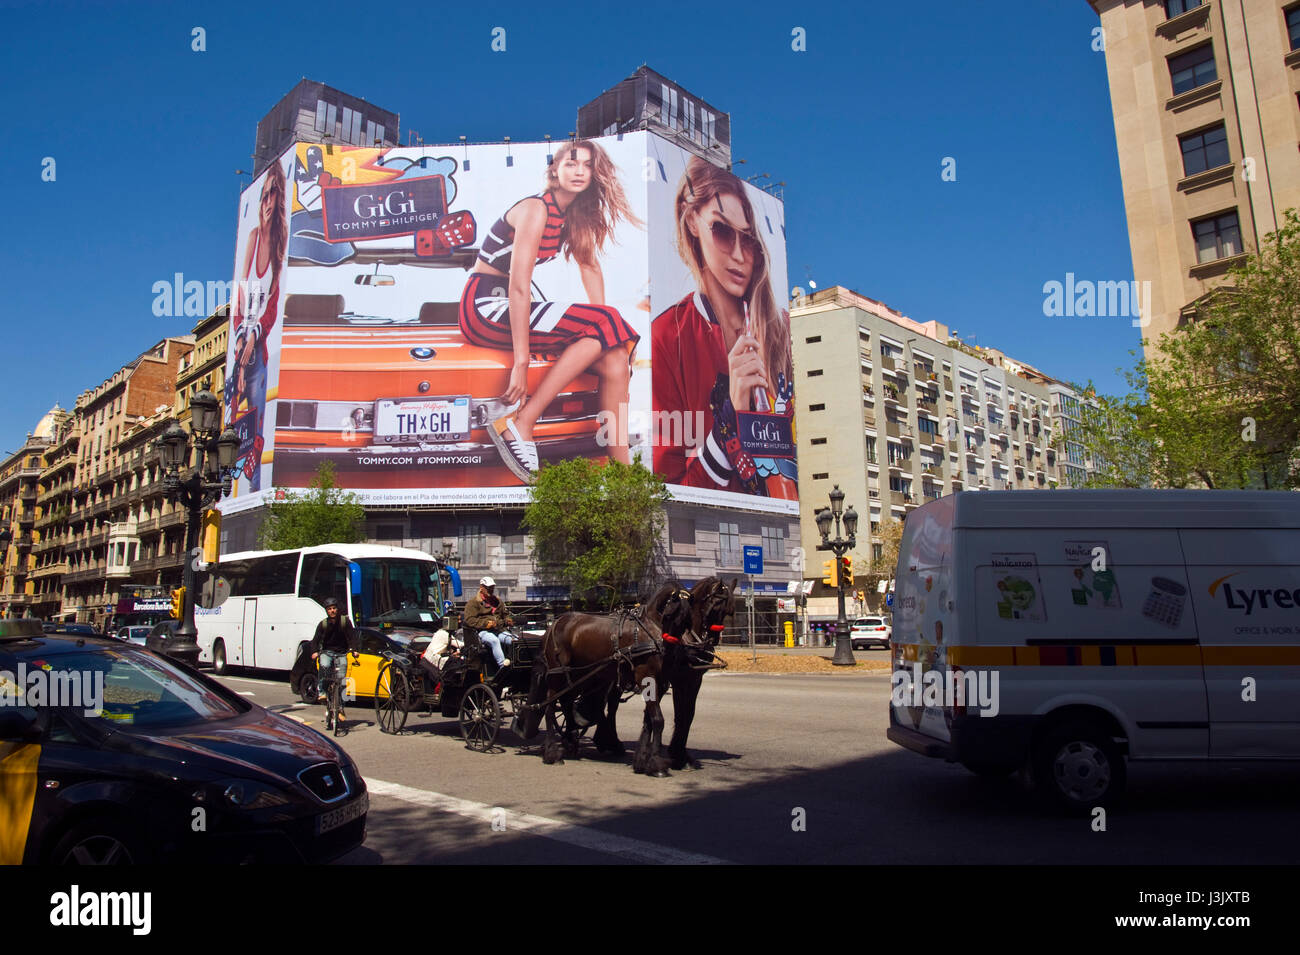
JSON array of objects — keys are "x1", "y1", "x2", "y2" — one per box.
[{"x1": 221, "y1": 132, "x2": 794, "y2": 515}]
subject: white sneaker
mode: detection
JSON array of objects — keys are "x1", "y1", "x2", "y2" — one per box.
[{"x1": 491, "y1": 415, "x2": 538, "y2": 480}]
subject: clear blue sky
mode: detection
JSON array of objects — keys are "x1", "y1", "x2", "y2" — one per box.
[{"x1": 0, "y1": 0, "x2": 1132, "y2": 456}]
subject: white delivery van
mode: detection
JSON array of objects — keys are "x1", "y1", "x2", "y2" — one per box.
[{"x1": 886, "y1": 489, "x2": 1300, "y2": 812}]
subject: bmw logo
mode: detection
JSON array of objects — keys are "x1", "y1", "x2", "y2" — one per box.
[{"x1": 410, "y1": 347, "x2": 435, "y2": 360}]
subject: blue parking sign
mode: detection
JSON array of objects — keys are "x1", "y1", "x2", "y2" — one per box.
[{"x1": 743, "y1": 546, "x2": 763, "y2": 575}]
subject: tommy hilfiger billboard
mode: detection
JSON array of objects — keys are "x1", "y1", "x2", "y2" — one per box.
[{"x1": 221, "y1": 132, "x2": 795, "y2": 516}]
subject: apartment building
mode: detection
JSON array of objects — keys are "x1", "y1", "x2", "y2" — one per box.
[
  {"x1": 0, "y1": 417, "x2": 64, "y2": 618},
  {"x1": 175, "y1": 305, "x2": 228, "y2": 429},
  {"x1": 791, "y1": 287, "x2": 1081, "y2": 581},
  {"x1": 62, "y1": 337, "x2": 193, "y2": 627},
  {"x1": 30, "y1": 407, "x2": 76, "y2": 620},
  {"x1": 1088, "y1": 1, "x2": 1300, "y2": 348}
]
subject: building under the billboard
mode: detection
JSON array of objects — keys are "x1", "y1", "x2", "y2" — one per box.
[{"x1": 218, "y1": 74, "x2": 800, "y2": 631}]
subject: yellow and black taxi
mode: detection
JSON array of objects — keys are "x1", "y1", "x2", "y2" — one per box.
[
  {"x1": 0, "y1": 620, "x2": 367, "y2": 864},
  {"x1": 290, "y1": 625, "x2": 432, "y2": 704}
]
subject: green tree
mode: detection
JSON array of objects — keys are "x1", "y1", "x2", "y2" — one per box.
[
  {"x1": 522, "y1": 455, "x2": 671, "y2": 608},
  {"x1": 257, "y1": 461, "x2": 366, "y2": 549},
  {"x1": 856, "y1": 516, "x2": 904, "y2": 610},
  {"x1": 1073, "y1": 209, "x2": 1300, "y2": 489}
]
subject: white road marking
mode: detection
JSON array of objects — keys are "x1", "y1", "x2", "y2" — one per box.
[
  {"x1": 364, "y1": 778, "x2": 730, "y2": 865},
  {"x1": 237, "y1": 691, "x2": 256, "y2": 696}
]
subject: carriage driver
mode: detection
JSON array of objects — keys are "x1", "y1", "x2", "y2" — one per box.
[
  {"x1": 309, "y1": 597, "x2": 359, "y2": 717},
  {"x1": 464, "y1": 576, "x2": 515, "y2": 669}
]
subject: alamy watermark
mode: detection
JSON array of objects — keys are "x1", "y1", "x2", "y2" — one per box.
[
  {"x1": 0, "y1": 664, "x2": 103, "y2": 716},
  {"x1": 152, "y1": 274, "x2": 266, "y2": 319},
  {"x1": 1042, "y1": 273, "x2": 1152, "y2": 328},
  {"x1": 595, "y1": 404, "x2": 707, "y2": 449},
  {"x1": 891, "y1": 664, "x2": 1000, "y2": 717}
]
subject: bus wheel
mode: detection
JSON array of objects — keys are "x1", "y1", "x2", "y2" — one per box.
[
  {"x1": 298, "y1": 672, "x2": 318, "y2": 705},
  {"x1": 1031, "y1": 718, "x2": 1125, "y2": 814},
  {"x1": 212, "y1": 640, "x2": 227, "y2": 675}
]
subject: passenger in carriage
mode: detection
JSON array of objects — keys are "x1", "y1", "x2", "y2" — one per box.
[{"x1": 417, "y1": 626, "x2": 463, "y2": 687}]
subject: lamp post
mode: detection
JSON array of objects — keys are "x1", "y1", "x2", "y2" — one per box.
[
  {"x1": 156, "y1": 386, "x2": 240, "y2": 667},
  {"x1": 815, "y1": 485, "x2": 859, "y2": 666}
]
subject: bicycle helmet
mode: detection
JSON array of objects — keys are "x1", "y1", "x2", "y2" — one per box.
[{"x1": 322, "y1": 597, "x2": 339, "y2": 609}]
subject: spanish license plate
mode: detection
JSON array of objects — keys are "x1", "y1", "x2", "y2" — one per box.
[
  {"x1": 375, "y1": 396, "x2": 470, "y2": 443},
  {"x1": 317, "y1": 791, "x2": 368, "y2": 835}
]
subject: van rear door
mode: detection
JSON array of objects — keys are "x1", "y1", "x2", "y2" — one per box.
[{"x1": 1182, "y1": 529, "x2": 1300, "y2": 757}]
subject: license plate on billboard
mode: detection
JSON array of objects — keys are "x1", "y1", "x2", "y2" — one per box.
[{"x1": 376, "y1": 397, "x2": 470, "y2": 443}]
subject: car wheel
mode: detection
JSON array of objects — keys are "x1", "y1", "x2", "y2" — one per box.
[
  {"x1": 212, "y1": 640, "x2": 227, "y2": 675},
  {"x1": 1031, "y1": 718, "x2": 1126, "y2": 814},
  {"x1": 51, "y1": 817, "x2": 148, "y2": 865},
  {"x1": 298, "y1": 671, "x2": 319, "y2": 705}
]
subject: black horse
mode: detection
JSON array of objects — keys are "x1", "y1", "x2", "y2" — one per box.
[
  {"x1": 519, "y1": 583, "x2": 692, "y2": 777},
  {"x1": 594, "y1": 576, "x2": 736, "y2": 772}
]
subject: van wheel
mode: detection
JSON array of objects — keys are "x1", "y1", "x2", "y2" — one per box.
[
  {"x1": 212, "y1": 640, "x2": 227, "y2": 675},
  {"x1": 1031, "y1": 719, "x2": 1125, "y2": 813}
]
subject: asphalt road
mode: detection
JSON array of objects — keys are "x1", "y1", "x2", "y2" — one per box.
[{"x1": 215, "y1": 669, "x2": 1300, "y2": 865}]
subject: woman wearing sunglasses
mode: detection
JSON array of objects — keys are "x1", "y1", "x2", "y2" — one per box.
[
  {"x1": 459, "y1": 140, "x2": 643, "y2": 480},
  {"x1": 652, "y1": 157, "x2": 795, "y2": 498}
]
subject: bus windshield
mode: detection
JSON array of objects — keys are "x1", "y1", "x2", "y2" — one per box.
[{"x1": 354, "y1": 558, "x2": 445, "y2": 629}]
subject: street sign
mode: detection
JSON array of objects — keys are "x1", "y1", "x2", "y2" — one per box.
[
  {"x1": 885, "y1": 591, "x2": 894, "y2": 608},
  {"x1": 743, "y1": 546, "x2": 763, "y2": 575}
]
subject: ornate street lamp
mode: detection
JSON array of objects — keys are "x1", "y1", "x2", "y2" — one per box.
[
  {"x1": 816, "y1": 485, "x2": 858, "y2": 666},
  {"x1": 153, "y1": 379, "x2": 242, "y2": 667}
]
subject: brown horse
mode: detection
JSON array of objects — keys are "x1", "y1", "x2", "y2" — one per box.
[
  {"x1": 595, "y1": 576, "x2": 736, "y2": 771},
  {"x1": 520, "y1": 583, "x2": 692, "y2": 776}
]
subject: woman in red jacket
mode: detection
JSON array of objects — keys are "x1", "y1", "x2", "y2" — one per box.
[
  {"x1": 459, "y1": 140, "x2": 643, "y2": 480},
  {"x1": 652, "y1": 157, "x2": 795, "y2": 498}
]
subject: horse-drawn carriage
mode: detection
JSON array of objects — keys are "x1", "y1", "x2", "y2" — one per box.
[{"x1": 372, "y1": 577, "x2": 736, "y2": 776}]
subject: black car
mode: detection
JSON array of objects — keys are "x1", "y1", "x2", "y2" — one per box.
[
  {"x1": 42, "y1": 622, "x2": 101, "y2": 637},
  {"x1": 0, "y1": 620, "x2": 367, "y2": 864}
]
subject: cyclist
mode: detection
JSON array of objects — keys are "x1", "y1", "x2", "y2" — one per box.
[{"x1": 309, "y1": 597, "x2": 359, "y2": 719}]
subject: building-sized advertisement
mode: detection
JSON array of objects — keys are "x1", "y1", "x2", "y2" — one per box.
[{"x1": 221, "y1": 132, "x2": 794, "y2": 516}]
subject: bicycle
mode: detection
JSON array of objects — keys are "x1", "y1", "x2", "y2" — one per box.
[{"x1": 316, "y1": 651, "x2": 357, "y2": 737}]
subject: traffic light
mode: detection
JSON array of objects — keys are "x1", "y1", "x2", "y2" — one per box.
[
  {"x1": 170, "y1": 587, "x2": 185, "y2": 619},
  {"x1": 841, "y1": 557, "x2": 854, "y2": 588},
  {"x1": 821, "y1": 559, "x2": 838, "y2": 587}
]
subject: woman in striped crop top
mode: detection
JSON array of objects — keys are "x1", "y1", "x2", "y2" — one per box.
[{"x1": 459, "y1": 139, "x2": 643, "y2": 481}]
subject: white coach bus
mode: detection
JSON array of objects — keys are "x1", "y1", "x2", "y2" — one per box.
[{"x1": 193, "y1": 544, "x2": 463, "y2": 675}]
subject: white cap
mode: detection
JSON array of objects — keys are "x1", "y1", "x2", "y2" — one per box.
[{"x1": 479, "y1": 576, "x2": 496, "y2": 588}]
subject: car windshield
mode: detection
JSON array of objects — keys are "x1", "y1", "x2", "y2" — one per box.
[
  {"x1": 26, "y1": 647, "x2": 242, "y2": 729},
  {"x1": 355, "y1": 558, "x2": 444, "y2": 629}
]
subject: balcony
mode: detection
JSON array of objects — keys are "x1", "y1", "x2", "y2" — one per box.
[
  {"x1": 138, "y1": 516, "x2": 162, "y2": 535},
  {"x1": 155, "y1": 550, "x2": 185, "y2": 568},
  {"x1": 160, "y1": 510, "x2": 186, "y2": 530},
  {"x1": 31, "y1": 561, "x2": 69, "y2": 580},
  {"x1": 91, "y1": 499, "x2": 110, "y2": 518},
  {"x1": 63, "y1": 566, "x2": 105, "y2": 585},
  {"x1": 863, "y1": 411, "x2": 876, "y2": 426},
  {"x1": 880, "y1": 355, "x2": 896, "y2": 371}
]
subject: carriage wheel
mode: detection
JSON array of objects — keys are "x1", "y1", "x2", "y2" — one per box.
[
  {"x1": 459, "y1": 682, "x2": 500, "y2": 752},
  {"x1": 376, "y1": 662, "x2": 411, "y2": 735}
]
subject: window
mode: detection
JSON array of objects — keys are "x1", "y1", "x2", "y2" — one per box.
[
  {"x1": 917, "y1": 417, "x2": 938, "y2": 436},
  {"x1": 811, "y1": 437, "x2": 827, "y2": 445},
  {"x1": 1179, "y1": 124, "x2": 1229, "y2": 176},
  {"x1": 865, "y1": 436, "x2": 877, "y2": 463},
  {"x1": 1288, "y1": 5, "x2": 1300, "y2": 50},
  {"x1": 669, "y1": 517, "x2": 696, "y2": 556},
  {"x1": 1192, "y1": 210, "x2": 1242, "y2": 263},
  {"x1": 809, "y1": 403, "x2": 825, "y2": 411},
  {"x1": 718, "y1": 522, "x2": 740, "y2": 566},
  {"x1": 805, "y1": 335, "x2": 821, "y2": 344},
  {"x1": 761, "y1": 526, "x2": 785, "y2": 561},
  {"x1": 500, "y1": 535, "x2": 527, "y2": 555},
  {"x1": 1164, "y1": 0, "x2": 1203, "y2": 17},
  {"x1": 807, "y1": 369, "x2": 823, "y2": 377},
  {"x1": 315, "y1": 99, "x2": 328, "y2": 133},
  {"x1": 872, "y1": 543, "x2": 883, "y2": 562},
  {"x1": 458, "y1": 524, "x2": 486, "y2": 565},
  {"x1": 1169, "y1": 44, "x2": 1216, "y2": 96},
  {"x1": 374, "y1": 524, "x2": 403, "y2": 541}
]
